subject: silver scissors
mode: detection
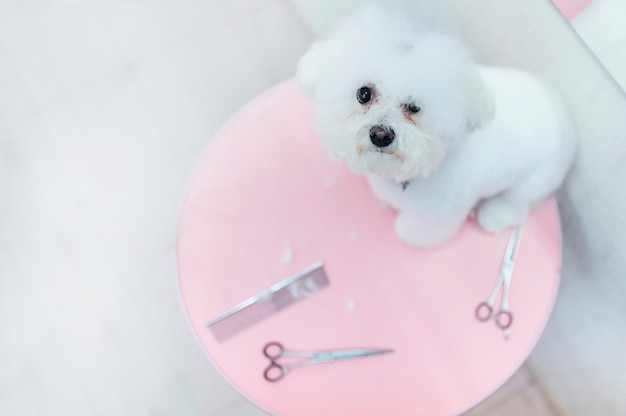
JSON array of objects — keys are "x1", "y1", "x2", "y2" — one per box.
[
  {"x1": 475, "y1": 224, "x2": 522, "y2": 337},
  {"x1": 263, "y1": 341, "x2": 394, "y2": 382}
]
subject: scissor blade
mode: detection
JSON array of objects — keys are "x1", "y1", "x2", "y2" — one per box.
[
  {"x1": 504, "y1": 225, "x2": 522, "y2": 261},
  {"x1": 328, "y1": 349, "x2": 394, "y2": 361}
]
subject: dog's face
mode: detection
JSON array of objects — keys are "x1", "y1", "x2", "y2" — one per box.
[{"x1": 297, "y1": 7, "x2": 494, "y2": 182}]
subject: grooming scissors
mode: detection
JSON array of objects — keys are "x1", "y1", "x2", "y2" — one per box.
[
  {"x1": 475, "y1": 224, "x2": 522, "y2": 337},
  {"x1": 263, "y1": 341, "x2": 393, "y2": 382}
]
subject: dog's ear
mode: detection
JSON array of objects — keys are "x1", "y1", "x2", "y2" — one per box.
[
  {"x1": 465, "y1": 71, "x2": 495, "y2": 132},
  {"x1": 296, "y1": 42, "x2": 325, "y2": 98}
]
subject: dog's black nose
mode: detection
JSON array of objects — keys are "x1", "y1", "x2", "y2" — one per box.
[{"x1": 369, "y1": 125, "x2": 395, "y2": 148}]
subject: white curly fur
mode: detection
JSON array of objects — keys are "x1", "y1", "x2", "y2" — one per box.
[{"x1": 298, "y1": 3, "x2": 577, "y2": 247}]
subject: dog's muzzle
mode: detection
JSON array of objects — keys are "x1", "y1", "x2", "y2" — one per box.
[{"x1": 369, "y1": 125, "x2": 395, "y2": 148}]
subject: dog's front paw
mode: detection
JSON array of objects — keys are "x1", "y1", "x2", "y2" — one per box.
[
  {"x1": 476, "y1": 198, "x2": 527, "y2": 234},
  {"x1": 394, "y1": 212, "x2": 452, "y2": 248}
]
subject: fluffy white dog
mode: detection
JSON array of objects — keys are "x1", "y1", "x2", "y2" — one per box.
[{"x1": 297, "y1": 3, "x2": 577, "y2": 248}]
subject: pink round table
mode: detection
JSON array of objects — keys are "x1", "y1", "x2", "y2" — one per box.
[{"x1": 176, "y1": 79, "x2": 562, "y2": 415}]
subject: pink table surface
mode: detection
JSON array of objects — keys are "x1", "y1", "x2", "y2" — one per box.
[{"x1": 176, "y1": 79, "x2": 562, "y2": 416}]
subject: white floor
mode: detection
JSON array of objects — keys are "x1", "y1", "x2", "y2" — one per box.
[
  {"x1": 1, "y1": 1, "x2": 625, "y2": 415},
  {"x1": 0, "y1": 1, "x2": 312, "y2": 415}
]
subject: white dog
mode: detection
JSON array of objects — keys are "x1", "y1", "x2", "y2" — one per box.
[{"x1": 297, "y1": 3, "x2": 577, "y2": 248}]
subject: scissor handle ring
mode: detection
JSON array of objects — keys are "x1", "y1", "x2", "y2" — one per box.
[
  {"x1": 264, "y1": 362, "x2": 286, "y2": 382},
  {"x1": 494, "y1": 310, "x2": 513, "y2": 330},
  {"x1": 475, "y1": 302, "x2": 493, "y2": 322},
  {"x1": 263, "y1": 342, "x2": 284, "y2": 359}
]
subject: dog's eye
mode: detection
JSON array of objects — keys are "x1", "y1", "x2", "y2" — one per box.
[
  {"x1": 405, "y1": 103, "x2": 421, "y2": 114},
  {"x1": 356, "y1": 86, "x2": 372, "y2": 104}
]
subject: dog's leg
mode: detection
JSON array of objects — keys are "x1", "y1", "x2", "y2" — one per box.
[
  {"x1": 395, "y1": 207, "x2": 470, "y2": 248},
  {"x1": 476, "y1": 194, "x2": 529, "y2": 234},
  {"x1": 477, "y1": 175, "x2": 556, "y2": 234}
]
